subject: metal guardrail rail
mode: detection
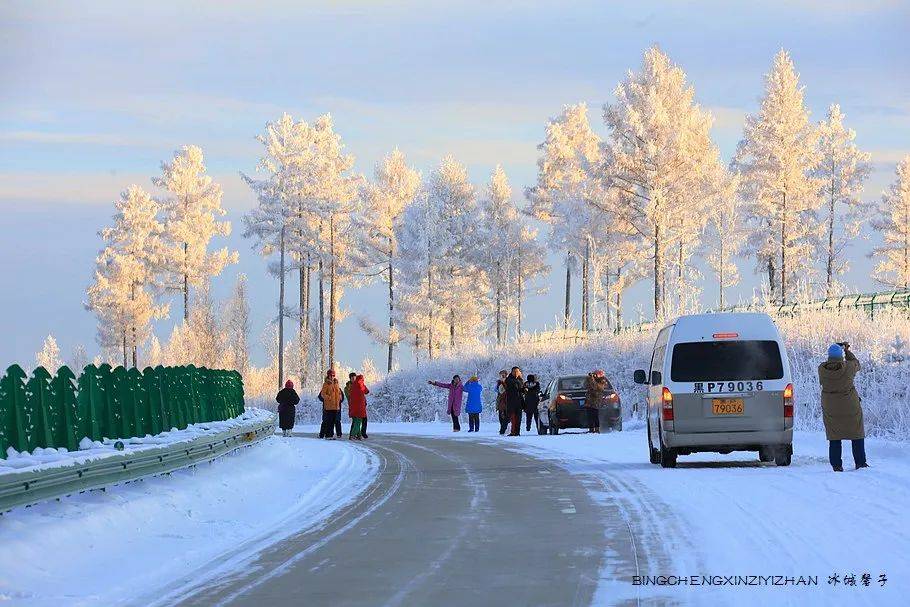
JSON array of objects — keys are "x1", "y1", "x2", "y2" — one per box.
[{"x1": 0, "y1": 415, "x2": 275, "y2": 513}]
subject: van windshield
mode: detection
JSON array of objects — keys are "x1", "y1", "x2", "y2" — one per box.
[{"x1": 670, "y1": 340, "x2": 784, "y2": 382}]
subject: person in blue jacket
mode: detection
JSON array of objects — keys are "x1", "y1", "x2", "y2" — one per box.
[{"x1": 464, "y1": 376, "x2": 484, "y2": 432}]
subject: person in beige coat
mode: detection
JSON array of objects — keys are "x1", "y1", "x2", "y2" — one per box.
[{"x1": 818, "y1": 343, "x2": 868, "y2": 471}]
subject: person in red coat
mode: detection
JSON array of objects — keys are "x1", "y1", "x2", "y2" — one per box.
[{"x1": 348, "y1": 374, "x2": 369, "y2": 440}]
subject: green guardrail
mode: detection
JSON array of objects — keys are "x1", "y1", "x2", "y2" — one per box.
[
  {"x1": 0, "y1": 364, "x2": 245, "y2": 458},
  {"x1": 0, "y1": 415, "x2": 274, "y2": 513}
]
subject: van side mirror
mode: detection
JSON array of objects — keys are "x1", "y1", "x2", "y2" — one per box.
[
  {"x1": 650, "y1": 370, "x2": 662, "y2": 385},
  {"x1": 633, "y1": 369, "x2": 647, "y2": 384}
]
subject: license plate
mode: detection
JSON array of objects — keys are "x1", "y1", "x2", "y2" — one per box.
[{"x1": 712, "y1": 398, "x2": 744, "y2": 415}]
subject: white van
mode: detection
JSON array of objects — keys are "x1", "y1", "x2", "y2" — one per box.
[{"x1": 633, "y1": 312, "x2": 793, "y2": 468}]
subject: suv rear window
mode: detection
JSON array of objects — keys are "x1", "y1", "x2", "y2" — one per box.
[
  {"x1": 670, "y1": 341, "x2": 784, "y2": 382},
  {"x1": 558, "y1": 376, "x2": 612, "y2": 391}
]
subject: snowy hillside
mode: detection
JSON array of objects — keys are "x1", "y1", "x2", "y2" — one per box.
[{"x1": 283, "y1": 310, "x2": 910, "y2": 438}]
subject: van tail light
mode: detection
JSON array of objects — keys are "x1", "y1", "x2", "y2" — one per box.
[
  {"x1": 661, "y1": 387, "x2": 674, "y2": 421},
  {"x1": 783, "y1": 383, "x2": 794, "y2": 418},
  {"x1": 608, "y1": 392, "x2": 619, "y2": 402}
]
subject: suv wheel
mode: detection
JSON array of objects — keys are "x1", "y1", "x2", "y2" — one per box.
[
  {"x1": 758, "y1": 446, "x2": 774, "y2": 462},
  {"x1": 647, "y1": 422, "x2": 660, "y2": 464},
  {"x1": 774, "y1": 445, "x2": 792, "y2": 467},
  {"x1": 658, "y1": 427, "x2": 677, "y2": 468}
]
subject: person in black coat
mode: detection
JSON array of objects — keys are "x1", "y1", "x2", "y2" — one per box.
[
  {"x1": 523, "y1": 374, "x2": 541, "y2": 432},
  {"x1": 505, "y1": 367, "x2": 526, "y2": 436},
  {"x1": 276, "y1": 379, "x2": 300, "y2": 437}
]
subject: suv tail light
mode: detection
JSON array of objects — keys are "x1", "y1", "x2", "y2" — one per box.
[
  {"x1": 661, "y1": 387, "x2": 674, "y2": 421},
  {"x1": 783, "y1": 383, "x2": 794, "y2": 418},
  {"x1": 608, "y1": 392, "x2": 619, "y2": 403}
]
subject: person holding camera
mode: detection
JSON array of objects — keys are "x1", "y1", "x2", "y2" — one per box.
[{"x1": 818, "y1": 342, "x2": 869, "y2": 471}]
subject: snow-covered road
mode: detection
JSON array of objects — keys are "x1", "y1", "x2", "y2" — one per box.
[
  {"x1": 359, "y1": 422, "x2": 909, "y2": 606},
  {"x1": 0, "y1": 436, "x2": 378, "y2": 606}
]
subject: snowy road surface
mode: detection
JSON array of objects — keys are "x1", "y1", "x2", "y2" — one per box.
[
  {"x1": 0, "y1": 436, "x2": 377, "y2": 606},
  {"x1": 162, "y1": 433, "x2": 613, "y2": 607}
]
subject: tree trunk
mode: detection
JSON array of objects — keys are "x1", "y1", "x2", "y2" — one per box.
[
  {"x1": 826, "y1": 181, "x2": 836, "y2": 297},
  {"x1": 277, "y1": 226, "x2": 286, "y2": 388},
  {"x1": 564, "y1": 252, "x2": 572, "y2": 329},
  {"x1": 582, "y1": 241, "x2": 590, "y2": 331},
  {"x1": 427, "y1": 265, "x2": 434, "y2": 361},
  {"x1": 615, "y1": 267, "x2": 622, "y2": 330},
  {"x1": 449, "y1": 308, "x2": 455, "y2": 349},
  {"x1": 387, "y1": 245, "x2": 394, "y2": 373},
  {"x1": 299, "y1": 257, "x2": 307, "y2": 387},
  {"x1": 719, "y1": 240, "x2": 726, "y2": 310},
  {"x1": 653, "y1": 224, "x2": 663, "y2": 319},
  {"x1": 516, "y1": 265, "x2": 523, "y2": 338},
  {"x1": 183, "y1": 241, "x2": 189, "y2": 322},
  {"x1": 495, "y1": 261, "x2": 502, "y2": 346},
  {"x1": 318, "y1": 258, "x2": 325, "y2": 370},
  {"x1": 780, "y1": 192, "x2": 788, "y2": 305},
  {"x1": 302, "y1": 255, "x2": 310, "y2": 387},
  {"x1": 122, "y1": 331, "x2": 128, "y2": 368},
  {"x1": 328, "y1": 215, "x2": 337, "y2": 370}
]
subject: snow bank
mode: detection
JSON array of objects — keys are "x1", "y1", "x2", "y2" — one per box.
[
  {"x1": 0, "y1": 435, "x2": 378, "y2": 606},
  {"x1": 0, "y1": 407, "x2": 275, "y2": 475},
  {"x1": 362, "y1": 422, "x2": 910, "y2": 606},
  {"x1": 339, "y1": 309, "x2": 909, "y2": 438}
]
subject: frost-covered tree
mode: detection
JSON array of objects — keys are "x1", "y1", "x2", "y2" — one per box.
[
  {"x1": 600, "y1": 47, "x2": 721, "y2": 318},
  {"x1": 154, "y1": 145, "x2": 237, "y2": 320},
  {"x1": 36, "y1": 335, "x2": 62, "y2": 372},
  {"x1": 480, "y1": 165, "x2": 547, "y2": 343},
  {"x1": 186, "y1": 284, "x2": 221, "y2": 369},
  {"x1": 425, "y1": 155, "x2": 482, "y2": 350},
  {"x1": 871, "y1": 156, "x2": 910, "y2": 290},
  {"x1": 351, "y1": 148, "x2": 421, "y2": 371},
  {"x1": 223, "y1": 273, "x2": 251, "y2": 375},
  {"x1": 733, "y1": 50, "x2": 821, "y2": 304},
  {"x1": 703, "y1": 171, "x2": 744, "y2": 309},
  {"x1": 243, "y1": 114, "x2": 307, "y2": 386},
  {"x1": 68, "y1": 344, "x2": 89, "y2": 373},
  {"x1": 526, "y1": 103, "x2": 602, "y2": 328},
  {"x1": 146, "y1": 336, "x2": 163, "y2": 367},
  {"x1": 814, "y1": 104, "x2": 872, "y2": 296},
  {"x1": 87, "y1": 185, "x2": 169, "y2": 367}
]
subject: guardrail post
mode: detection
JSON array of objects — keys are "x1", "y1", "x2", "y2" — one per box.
[
  {"x1": 53, "y1": 366, "x2": 80, "y2": 452},
  {"x1": 25, "y1": 367, "x2": 55, "y2": 449},
  {"x1": 0, "y1": 365, "x2": 30, "y2": 455}
]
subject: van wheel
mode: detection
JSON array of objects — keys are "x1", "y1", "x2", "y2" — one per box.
[
  {"x1": 774, "y1": 445, "x2": 792, "y2": 467},
  {"x1": 658, "y1": 429, "x2": 677, "y2": 468},
  {"x1": 647, "y1": 422, "x2": 660, "y2": 464},
  {"x1": 758, "y1": 446, "x2": 774, "y2": 462}
]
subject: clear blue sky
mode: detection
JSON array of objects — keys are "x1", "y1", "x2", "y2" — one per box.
[{"x1": 1, "y1": 0, "x2": 908, "y2": 370}]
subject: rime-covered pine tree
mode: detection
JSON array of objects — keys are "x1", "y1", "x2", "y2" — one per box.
[
  {"x1": 814, "y1": 104, "x2": 872, "y2": 296},
  {"x1": 601, "y1": 47, "x2": 721, "y2": 318},
  {"x1": 703, "y1": 170, "x2": 744, "y2": 309},
  {"x1": 351, "y1": 149, "x2": 420, "y2": 371},
  {"x1": 154, "y1": 145, "x2": 237, "y2": 320},
  {"x1": 526, "y1": 103, "x2": 602, "y2": 328},
  {"x1": 479, "y1": 165, "x2": 547, "y2": 343},
  {"x1": 87, "y1": 185, "x2": 169, "y2": 367},
  {"x1": 871, "y1": 156, "x2": 910, "y2": 290},
  {"x1": 223, "y1": 273, "x2": 251, "y2": 375},
  {"x1": 36, "y1": 335, "x2": 62, "y2": 372},
  {"x1": 734, "y1": 50, "x2": 821, "y2": 304}
]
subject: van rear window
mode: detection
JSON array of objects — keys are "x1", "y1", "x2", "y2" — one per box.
[{"x1": 670, "y1": 341, "x2": 784, "y2": 382}]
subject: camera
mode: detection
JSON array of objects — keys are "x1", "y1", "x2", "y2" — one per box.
[{"x1": 837, "y1": 342, "x2": 851, "y2": 350}]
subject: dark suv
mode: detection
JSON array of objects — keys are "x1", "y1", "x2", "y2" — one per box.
[{"x1": 537, "y1": 374, "x2": 622, "y2": 434}]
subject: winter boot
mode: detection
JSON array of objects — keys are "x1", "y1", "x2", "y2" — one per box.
[
  {"x1": 856, "y1": 463, "x2": 870, "y2": 470},
  {"x1": 833, "y1": 466, "x2": 844, "y2": 472}
]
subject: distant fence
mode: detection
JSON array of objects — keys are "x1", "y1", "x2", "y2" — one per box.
[
  {"x1": 517, "y1": 289, "x2": 910, "y2": 344},
  {"x1": 0, "y1": 364, "x2": 245, "y2": 458}
]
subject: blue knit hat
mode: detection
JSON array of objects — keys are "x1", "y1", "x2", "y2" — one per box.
[{"x1": 827, "y1": 343, "x2": 845, "y2": 359}]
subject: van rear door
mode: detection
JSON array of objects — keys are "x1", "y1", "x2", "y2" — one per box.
[{"x1": 667, "y1": 340, "x2": 787, "y2": 433}]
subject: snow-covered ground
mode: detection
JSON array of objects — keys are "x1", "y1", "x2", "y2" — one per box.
[
  {"x1": 0, "y1": 407, "x2": 275, "y2": 474},
  {"x1": 0, "y1": 435, "x2": 378, "y2": 606},
  {"x1": 353, "y1": 422, "x2": 910, "y2": 606}
]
